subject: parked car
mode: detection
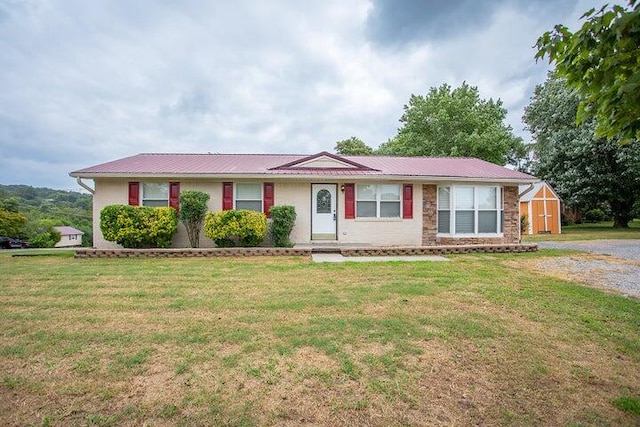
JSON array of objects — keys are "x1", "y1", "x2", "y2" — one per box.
[{"x1": 0, "y1": 236, "x2": 29, "y2": 249}]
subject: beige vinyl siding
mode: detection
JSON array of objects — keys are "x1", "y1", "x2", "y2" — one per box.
[
  {"x1": 92, "y1": 180, "x2": 129, "y2": 249},
  {"x1": 340, "y1": 181, "x2": 422, "y2": 246},
  {"x1": 272, "y1": 182, "x2": 312, "y2": 244},
  {"x1": 54, "y1": 234, "x2": 83, "y2": 248},
  {"x1": 92, "y1": 179, "x2": 223, "y2": 249},
  {"x1": 91, "y1": 178, "x2": 423, "y2": 248}
]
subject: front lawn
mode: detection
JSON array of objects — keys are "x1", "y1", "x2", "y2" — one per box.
[
  {"x1": 523, "y1": 219, "x2": 640, "y2": 241},
  {"x1": 1, "y1": 253, "x2": 638, "y2": 426}
]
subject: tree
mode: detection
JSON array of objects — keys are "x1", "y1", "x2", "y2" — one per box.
[
  {"x1": 380, "y1": 82, "x2": 525, "y2": 165},
  {"x1": 0, "y1": 197, "x2": 20, "y2": 213},
  {"x1": 0, "y1": 184, "x2": 93, "y2": 246},
  {"x1": 535, "y1": 1, "x2": 640, "y2": 142},
  {"x1": 179, "y1": 190, "x2": 210, "y2": 248},
  {"x1": 523, "y1": 74, "x2": 640, "y2": 228},
  {"x1": 334, "y1": 137, "x2": 374, "y2": 155},
  {"x1": 0, "y1": 208, "x2": 27, "y2": 236},
  {"x1": 24, "y1": 218, "x2": 62, "y2": 248}
]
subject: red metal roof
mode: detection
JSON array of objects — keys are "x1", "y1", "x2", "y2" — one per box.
[{"x1": 70, "y1": 152, "x2": 536, "y2": 182}]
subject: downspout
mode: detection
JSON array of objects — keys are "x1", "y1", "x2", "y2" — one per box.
[{"x1": 76, "y1": 177, "x2": 95, "y2": 194}]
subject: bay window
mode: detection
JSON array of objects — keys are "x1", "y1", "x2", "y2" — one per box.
[{"x1": 438, "y1": 186, "x2": 502, "y2": 234}]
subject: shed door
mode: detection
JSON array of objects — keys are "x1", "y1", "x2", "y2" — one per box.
[
  {"x1": 311, "y1": 184, "x2": 337, "y2": 240},
  {"x1": 532, "y1": 200, "x2": 546, "y2": 233},
  {"x1": 545, "y1": 200, "x2": 559, "y2": 234}
]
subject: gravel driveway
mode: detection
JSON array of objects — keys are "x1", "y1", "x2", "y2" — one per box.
[
  {"x1": 534, "y1": 239, "x2": 640, "y2": 298},
  {"x1": 537, "y1": 239, "x2": 640, "y2": 261}
]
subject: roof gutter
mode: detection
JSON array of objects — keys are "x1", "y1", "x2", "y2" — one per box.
[
  {"x1": 69, "y1": 172, "x2": 539, "y2": 185},
  {"x1": 76, "y1": 177, "x2": 95, "y2": 194},
  {"x1": 519, "y1": 182, "x2": 535, "y2": 197}
]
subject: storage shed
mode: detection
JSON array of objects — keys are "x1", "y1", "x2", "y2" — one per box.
[{"x1": 519, "y1": 182, "x2": 562, "y2": 235}]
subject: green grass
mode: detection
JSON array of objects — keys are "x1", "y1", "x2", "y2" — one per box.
[
  {"x1": 523, "y1": 219, "x2": 640, "y2": 241},
  {"x1": 0, "y1": 248, "x2": 76, "y2": 257},
  {"x1": 612, "y1": 395, "x2": 640, "y2": 416},
  {"x1": 0, "y1": 254, "x2": 638, "y2": 425}
]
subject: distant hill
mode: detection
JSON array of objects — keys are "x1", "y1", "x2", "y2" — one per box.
[{"x1": 0, "y1": 184, "x2": 93, "y2": 245}]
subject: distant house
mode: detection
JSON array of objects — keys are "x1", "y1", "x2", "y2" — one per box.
[
  {"x1": 54, "y1": 226, "x2": 84, "y2": 247},
  {"x1": 519, "y1": 182, "x2": 562, "y2": 235},
  {"x1": 70, "y1": 152, "x2": 537, "y2": 249}
]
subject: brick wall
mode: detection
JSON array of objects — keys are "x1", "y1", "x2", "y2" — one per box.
[
  {"x1": 75, "y1": 244, "x2": 537, "y2": 258},
  {"x1": 422, "y1": 184, "x2": 438, "y2": 245},
  {"x1": 422, "y1": 184, "x2": 520, "y2": 246}
]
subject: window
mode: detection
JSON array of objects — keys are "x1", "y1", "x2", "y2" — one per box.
[
  {"x1": 356, "y1": 184, "x2": 400, "y2": 218},
  {"x1": 142, "y1": 183, "x2": 169, "y2": 207},
  {"x1": 437, "y1": 186, "x2": 503, "y2": 234},
  {"x1": 316, "y1": 189, "x2": 331, "y2": 213},
  {"x1": 235, "y1": 183, "x2": 262, "y2": 212},
  {"x1": 437, "y1": 187, "x2": 450, "y2": 233}
]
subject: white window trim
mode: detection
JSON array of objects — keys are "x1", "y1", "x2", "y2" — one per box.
[
  {"x1": 234, "y1": 183, "x2": 263, "y2": 211},
  {"x1": 141, "y1": 182, "x2": 169, "y2": 207},
  {"x1": 355, "y1": 184, "x2": 401, "y2": 219},
  {"x1": 437, "y1": 185, "x2": 504, "y2": 236}
]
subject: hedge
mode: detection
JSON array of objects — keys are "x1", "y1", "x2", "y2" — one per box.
[
  {"x1": 100, "y1": 205, "x2": 178, "y2": 248},
  {"x1": 204, "y1": 210, "x2": 267, "y2": 247}
]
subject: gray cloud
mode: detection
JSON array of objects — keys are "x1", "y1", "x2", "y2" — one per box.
[
  {"x1": 0, "y1": 0, "x2": 603, "y2": 189},
  {"x1": 365, "y1": 0, "x2": 577, "y2": 46},
  {"x1": 366, "y1": 0, "x2": 501, "y2": 46}
]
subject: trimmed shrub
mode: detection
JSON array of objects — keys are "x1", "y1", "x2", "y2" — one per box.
[
  {"x1": 179, "y1": 190, "x2": 210, "y2": 248},
  {"x1": 520, "y1": 215, "x2": 528, "y2": 234},
  {"x1": 204, "y1": 210, "x2": 267, "y2": 247},
  {"x1": 100, "y1": 205, "x2": 178, "y2": 248},
  {"x1": 270, "y1": 205, "x2": 297, "y2": 247}
]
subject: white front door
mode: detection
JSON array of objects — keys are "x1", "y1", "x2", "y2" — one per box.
[{"x1": 311, "y1": 184, "x2": 337, "y2": 240}]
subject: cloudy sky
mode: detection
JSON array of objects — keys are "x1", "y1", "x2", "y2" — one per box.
[{"x1": 1, "y1": 0, "x2": 601, "y2": 190}]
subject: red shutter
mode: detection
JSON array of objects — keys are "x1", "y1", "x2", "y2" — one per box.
[
  {"x1": 169, "y1": 182, "x2": 180, "y2": 212},
  {"x1": 128, "y1": 182, "x2": 140, "y2": 206},
  {"x1": 344, "y1": 183, "x2": 355, "y2": 219},
  {"x1": 263, "y1": 182, "x2": 274, "y2": 217},
  {"x1": 402, "y1": 184, "x2": 413, "y2": 219},
  {"x1": 222, "y1": 182, "x2": 233, "y2": 210}
]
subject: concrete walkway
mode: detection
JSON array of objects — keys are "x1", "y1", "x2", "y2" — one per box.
[{"x1": 312, "y1": 253, "x2": 449, "y2": 263}]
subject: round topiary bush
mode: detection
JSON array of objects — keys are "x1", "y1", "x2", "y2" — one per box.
[{"x1": 204, "y1": 210, "x2": 267, "y2": 247}]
